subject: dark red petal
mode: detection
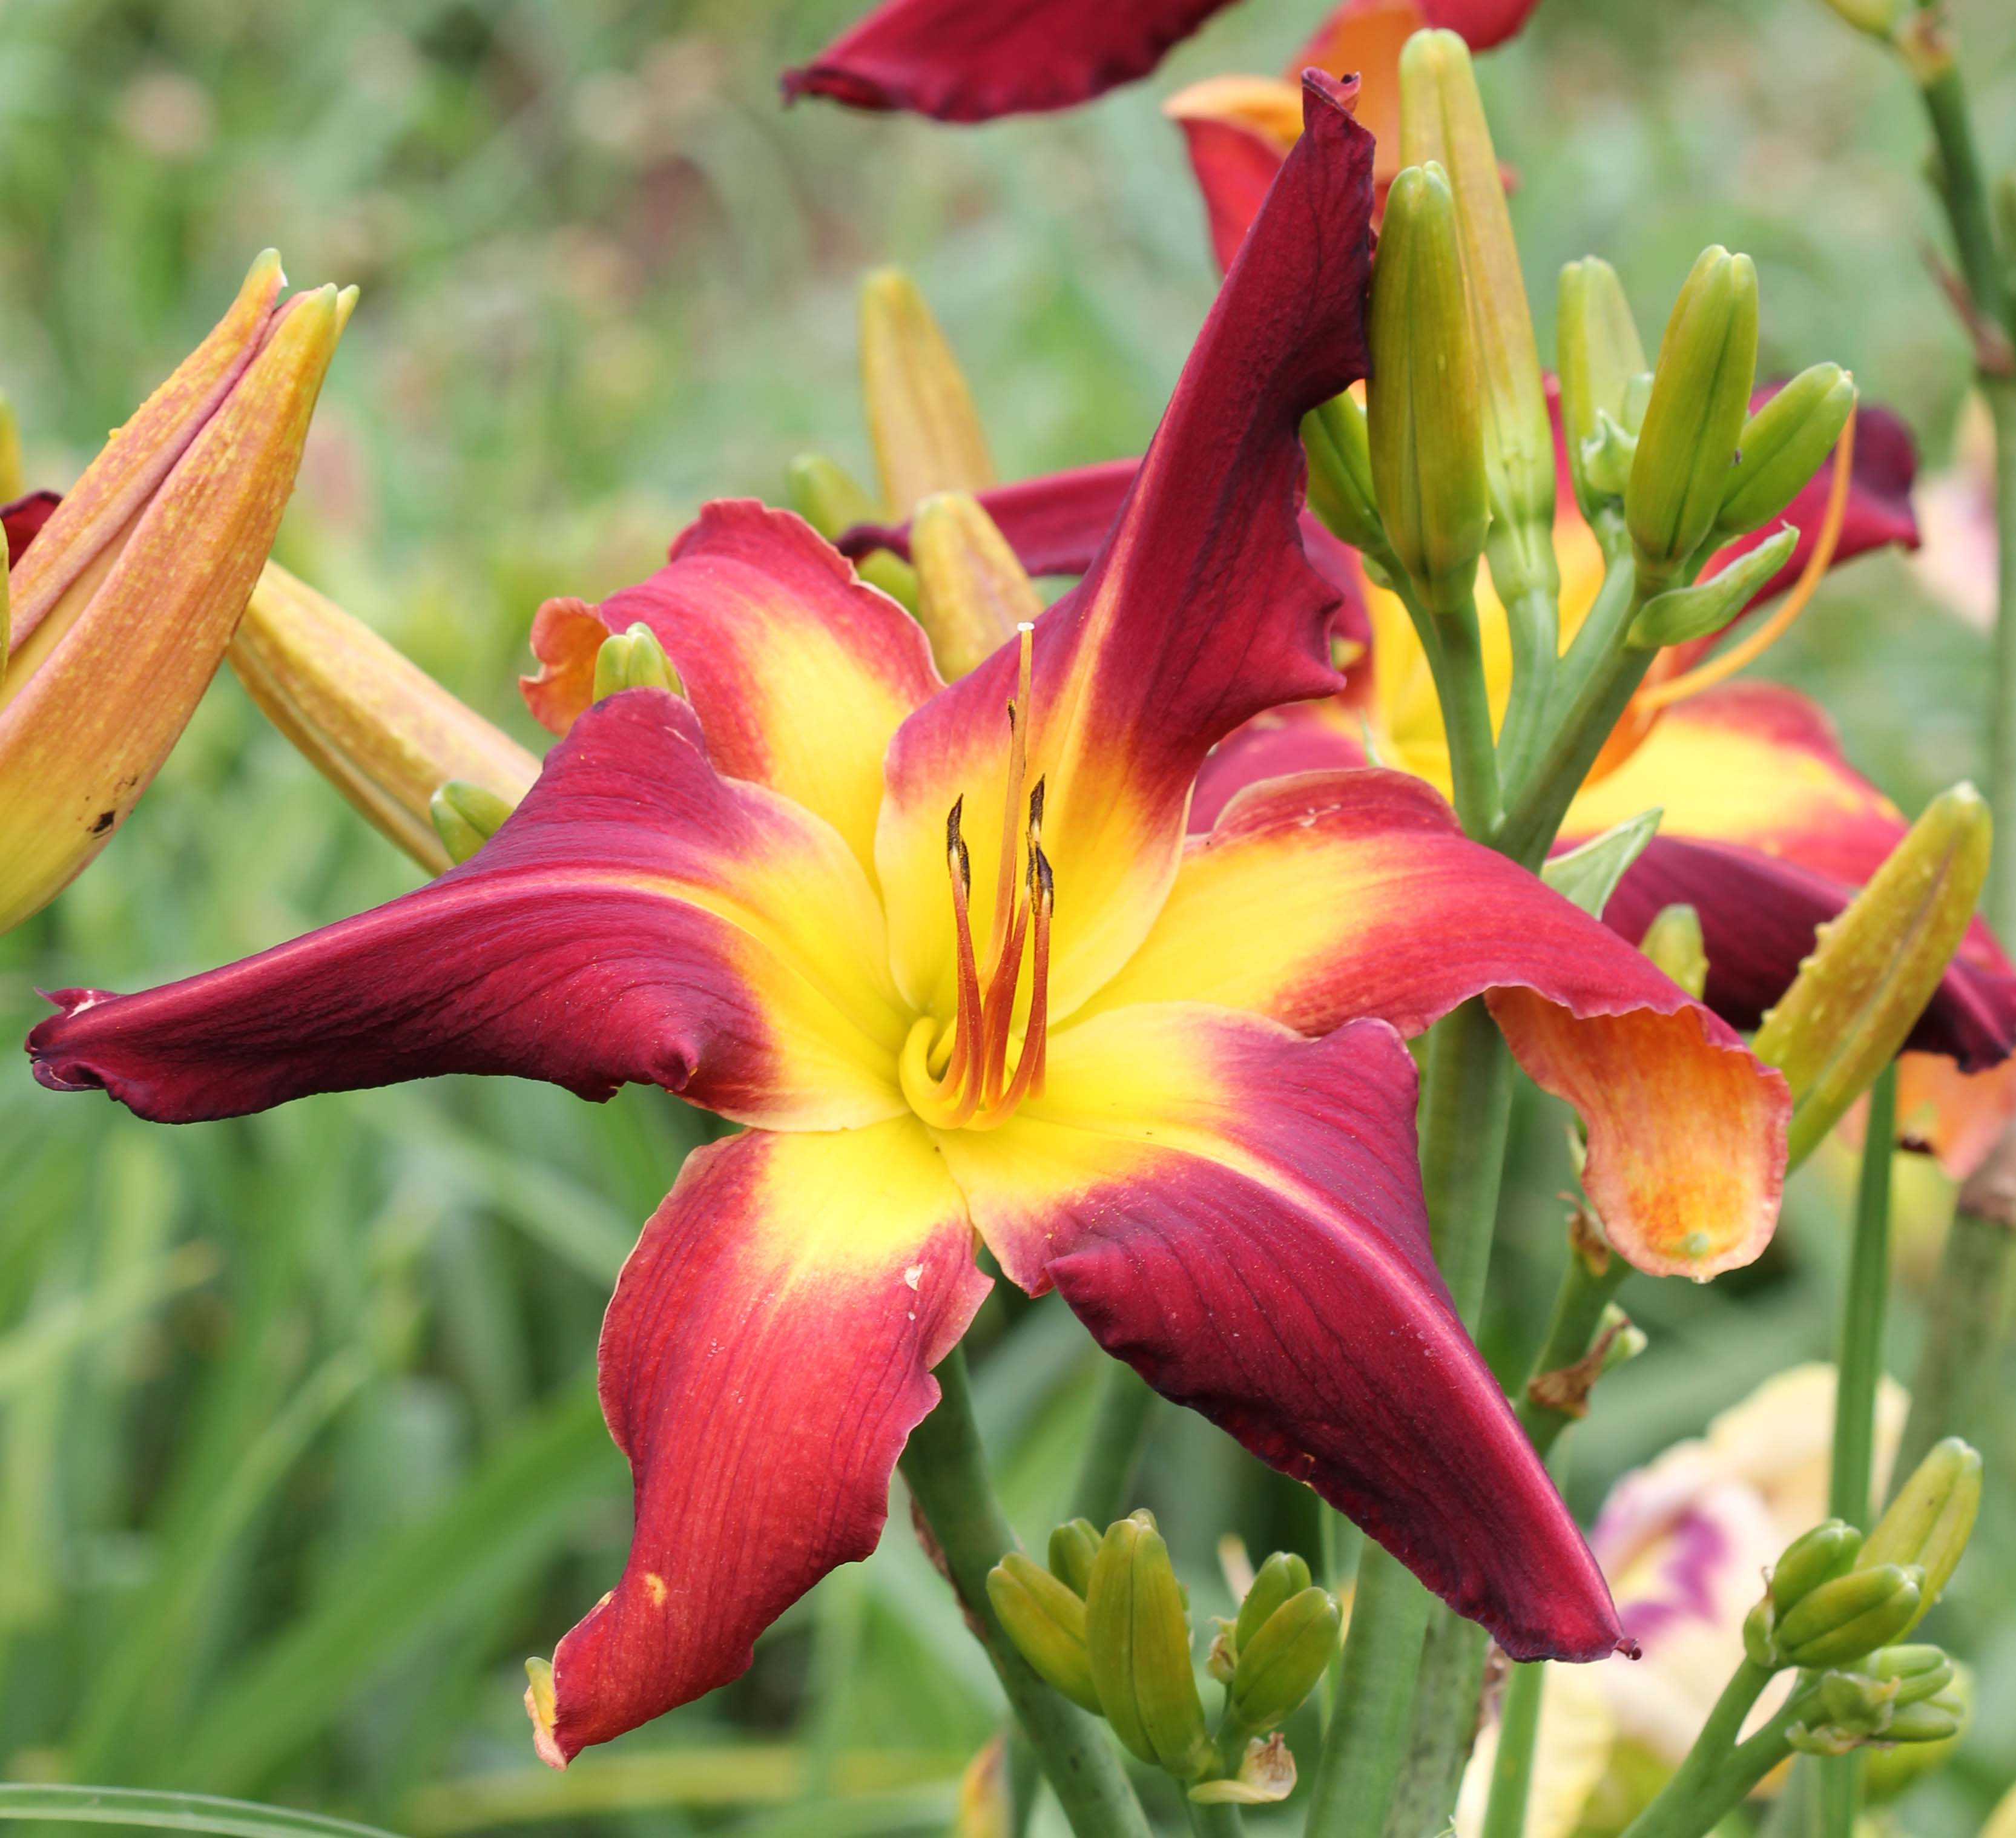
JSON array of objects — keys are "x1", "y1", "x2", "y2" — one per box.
[
  {"x1": 780, "y1": 0, "x2": 1241, "y2": 122},
  {"x1": 944, "y1": 1008, "x2": 1624, "y2": 1662},
  {"x1": 538, "y1": 1119, "x2": 989, "y2": 1763},
  {"x1": 837, "y1": 456, "x2": 1141, "y2": 577},
  {"x1": 27, "y1": 693, "x2": 909, "y2": 1130},
  {"x1": 1418, "y1": 0, "x2": 1543, "y2": 50},
  {"x1": 1190, "y1": 700, "x2": 1370, "y2": 832},
  {"x1": 2, "y1": 489, "x2": 61, "y2": 565},
  {"x1": 1175, "y1": 113, "x2": 1290, "y2": 273}
]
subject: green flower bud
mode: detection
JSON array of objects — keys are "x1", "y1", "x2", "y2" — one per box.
[
  {"x1": 986, "y1": 1552, "x2": 1101, "y2": 1713},
  {"x1": 911, "y1": 491, "x2": 1039, "y2": 680},
  {"x1": 1556, "y1": 256, "x2": 1647, "y2": 524},
  {"x1": 429, "y1": 779, "x2": 516, "y2": 866},
  {"x1": 1870, "y1": 1644, "x2": 1955, "y2": 1707},
  {"x1": 1578, "y1": 409, "x2": 1639, "y2": 501},
  {"x1": 1400, "y1": 29, "x2": 1556, "y2": 602},
  {"x1": 1234, "y1": 1551, "x2": 1313, "y2": 1653},
  {"x1": 1777, "y1": 1564, "x2": 1924, "y2": 1668},
  {"x1": 1865, "y1": 1668, "x2": 1971, "y2": 1802},
  {"x1": 785, "y1": 452, "x2": 920, "y2": 608},
  {"x1": 1754, "y1": 786, "x2": 1992, "y2": 1169},
  {"x1": 1229, "y1": 1586, "x2": 1340, "y2": 1733},
  {"x1": 1883, "y1": 1691, "x2": 1964, "y2": 1744},
  {"x1": 593, "y1": 622, "x2": 680, "y2": 702},
  {"x1": 1639, "y1": 904, "x2": 1708, "y2": 1000},
  {"x1": 1625, "y1": 525, "x2": 1798, "y2": 649},
  {"x1": 1771, "y1": 1520, "x2": 1864, "y2": 1616},
  {"x1": 1714, "y1": 364, "x2": 1857, "y2": 539},
  {"x1": 1815, "y1": 0, "x2": 1906, "y2": 35},
  {"x1": 1368, "y1": 162, "x2": 1489, "y2": 618},
  {"x1": 1626, "y1": 246, "x2": 1759, "y2": 593},
  {"x1": 1302, "y1": 394, "x2": 1385, "y2": 555},
  {"x1": 1048, "y1": 1518, "x2": 1101, "y2": 1597},
  {"x1": 1860, "y1": 1437, "x2": 1983, "y2": 1634},
  {"x1": 1085, "y1": 1511, "x2": 1214, "y2": 1780}
]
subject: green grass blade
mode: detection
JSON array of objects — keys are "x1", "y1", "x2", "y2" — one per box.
[{"x1": 0, "y1": 1786, "x2": 404, "y2": 1838}]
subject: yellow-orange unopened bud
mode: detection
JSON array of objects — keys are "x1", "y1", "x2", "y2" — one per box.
[
  {"x1": 229, "y1": 563, "x2": 539, "y2": 877},
  {"x1": 911, "y1": 491, "x2": 1041, "y2": 680},
  {"x1": 0, "y1": 254, "x2": 352, "y2": 934},
  {"x1": 858, "y1": 268, "x2": 993, "y2": 516},
  {"x1": 1753, "y1": 783, "x2": 1992, "y2": 1168}
]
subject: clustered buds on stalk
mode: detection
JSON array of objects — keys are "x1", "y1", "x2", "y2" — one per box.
[
  {"x1": 1753, "y1": 784, "x2": 1992, "y2": 1167},
  {"x1": 1738, "y1": 1440, "x2": 1979, "y2": 1756},
  {"x1": 1626, "y1": 245, "x2": 1760, "y2": 596},
  {"x1": 1367, "y1": 163, "x2": 1489, "y2": 618},
  {"x1": 0, "y1": 251, "x2": 352, "y2": 934},
  {"x1": 987, "y1": 1511, "x2": 1337, "y2": 1807}
]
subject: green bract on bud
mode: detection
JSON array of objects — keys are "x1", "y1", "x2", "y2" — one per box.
[
  {"x1": 910, "y1": 492, "x2": 1040, "y2": 680},
  {"x1": 1776, "y1": 1563, "x2": 1924, "y2": 1668},
  {"x1": 1302, "y1": 394, "x2": 1386, "y2": 555},
  {"x1": 1754, "y1": 785, "x2": 1992, "y2": 1169},
  {"x1": 1861, "y1": 1437, "x2": 1983, "y2": 1634},
  {"x1": 1368, "y1": 162, "x2": 1489, "y2": 618},
  {"x1": 1626, "y1": 246, "x2": 1759, "y2": 594},
  {"x1": 1399, "y1": 28, "x2": 1556, "y2": 603},
  {"x1": 1557, "y1": 256, "x2": 1648, "y2": 525},
  {"x1": 1234, "y1": 1551, "x2": 1313, "y2": 1654},
  {"x1": 429, "y1": 780, "x2": 518, "y2": 867},
  {"x1": 1715, "y1": 364, "x2": 1857, "y2": 540},
  {"x1": 1640, "y1": 904, "x2": 1708, "y2": 1000},
  {"x1": 1048, "y1": 1518, "x2": 1101, "y2": 1597},
  {"x1": 1626, "y1": 525, "x2": 1798, "y2": 649},
  {"x1": 1229, "y1": 1586, "x2": 1340, "y2": 1733},
  {"x1": 593, "y1": 622, "x2": 680, "y2": 703},
  {"x1": 785, "y1": 452, "x2": 919, "y2": 608},
  {"x1": 986, "y1": 1552, "x2": 1102, "y2": 1713},
  {"x1": 1085, "y1": 1511, "x2": 1214, "y2": 1780}
]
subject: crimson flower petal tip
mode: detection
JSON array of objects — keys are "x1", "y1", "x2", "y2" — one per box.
[{"x1": 781, "y1": 0, "x2": 1242, "y2": 122}]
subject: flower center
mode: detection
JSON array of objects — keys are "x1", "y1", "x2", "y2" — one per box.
[{"x1": 899, "y1": 623, "x2": 1055, "y2": 1133}]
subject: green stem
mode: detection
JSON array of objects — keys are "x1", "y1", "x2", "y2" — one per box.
[
  {"x1": 1407, "y1": 593, "x2": 1501, "y2": 838},
  {"x1": 1380, "y1": 1615, "x2": 1490, "y2": 1838},
  {"x1": 1302, "y1": 1541, "x2": 1434, "y2": 1838},
  {"x1": 1815, "y1": 1754, "x2": 1863, "y2": 1838},
  {"x1": 900, "y1": 1349, "x2": 1153, "y2": 1838},
  {"x1": 1830, "y1": 1063, "x2": 1896, "y2": 1530},
  {"x1": 1183, "y1": 1798, "x2": 1247, "y2": 1838},
  {"x1": 1515, "y1": 1246, "x2": 1631, "y2": 1460},
  {"x1": 1982, "y1": 380, "x2": 2016, "y2": 938},
  {"x1": 1616, "y1": 1661, "x2": 1782, "y2": 1838},
  {"x1": 1916, "y1": 61, "x2": 2011, "y2": 341},
  {"x1": 1481, "y1": 1663, "x2": 1547, "y2": 1838},
  {"x1": 1893, "y1": 1202, "x2": 2014, "y2": 1487},
  {"x1": 1067, "y1": 1362, "x2": 1158, "y2": 1529},
  {"x1": 1495, "y1": 583, "x2": 1560, "y2": 798},
  {"x1": 1497, "y1": 631, "x2": 1653, "y2": 869}
]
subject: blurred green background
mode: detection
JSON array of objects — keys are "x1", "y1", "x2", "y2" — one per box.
[{"x1": 1, "y1": 0, "x2": 2013, "y2": 1833}]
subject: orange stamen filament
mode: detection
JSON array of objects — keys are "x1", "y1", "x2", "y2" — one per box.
[
  {"x1": 970, "y1": 849, "x2": 1052, "y2": 1130},
  {"x1": 1636, "y1": 400, "x2": 1859, "y2": 714},
  {"x1": 986, "y1": 622, "x2": 1036, "y2": 978}
]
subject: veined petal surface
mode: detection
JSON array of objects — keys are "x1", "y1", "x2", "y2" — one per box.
[
  {"x1": 876, "y1": 74, "x2": 1372, "y2": 1020},
  {"x1": 536, "y1": 1116, "x2": 989, "y2": 1762},
  {"x1": 780, "y1": 0, "x2": 1240, "y2": 121},
  {"x1": 936, "y1": 1003, "x2": 1623, "y2": 1662},
  {"x1": 28, "y1": 693, "x2": 908, "y2": 1129},
  {"x1": 524, "y1": 502, "x2": 940, "y2": 886},
  {"x1": 1085, "y1": 769, "x2": 1787, "y2": 1277}
]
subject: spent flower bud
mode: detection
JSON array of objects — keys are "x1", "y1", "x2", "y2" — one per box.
[
  {"x1": 987, "y1": 1552, "x2": 1102, "y2": 1713},
  {"x1": 911, "y1": 492, "x2": 1041, "y2": 680},
  {"x1": 1714, "y1": 364, "x2": 1857, "y2": 539},
  {"x1": 1085, "y1": 1511, "x2": 1213, "y2": 1780},
  {"x1": 1860, "y1": 1437, "x2": 1982, "y2": 1633},
  {"x1": 1400, "y1": 29, "x2": 1556, "y2": 602},
  {"x1": 1753, "y1": 785, "x2": 1992, "y2": 1168},
  {"x1": 593, "y1": 622, "x2": 680, "y2": 702},
  {"x1": 1557, "y1": 256, "x2": 1648, "y2": 525},
  {"x1": 1640, "y1": 904, "x2": 1708, "y2": 1000},
  {"x1": 1234, "y1": 1551, "x2": 1313, "y2": 1654},
  {"x1": 230, "y1": 564, "x2": 539, "y2": 876},
  {"x1": 1626, "y1": 246, "x2": 1759, "y2": 593},
  {"x1": 0, "y1": 252, "x2": 351, "y2": 933},
  {"x1": 1189, "y1": 1734, "x2": 1297, "y2": 1806},
  {"x1": 1048, "y1": 1518, "x2": 1101, "y2": 1597},
  {"x1": 1368, "y1": 163, "x2": 1489, "y2": 618},
  {"x1": 1228, "y1": 1586, "x2": 1340, "y2": 1733},
  {"x1": 858, "y1": 267, "x2": 993, "y2": 516}
]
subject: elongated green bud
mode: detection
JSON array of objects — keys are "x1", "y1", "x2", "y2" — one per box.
[
  {"x1": 1773, "y1": 1520, "x2": 1864, "y2": 1612},
  {"x1": 987, "y1": 1552, "x2": 1102, "y2": 1713},
  {"x1": 911, "y1": 491, "x2": 1039, "y2": 680},
  {"x1": 1860, "y1": 1437, "x2": 1982, "y2": 1634},
  {"x1": 1714, "y1": 364, "x2": 1857, "y2": 539},
  {"x1": 1048, "y1": 1518, "x2": 1101, "y2": 1597},
  {"x1": 429, "y1": 779, "x2": 516, "y2": 866},
  {"x1": 1626, "y1": 246, "x2": 1759, "y2": 593},
  {"x1": 786, "y1": 452, "x2": 920, "y2": 608},
  {"x1": 1816, "y1": 0, "x2": 1906, "y2": 35},
  {"x1": 1302, "y1": 395, "x2": 1385, "y2": 554},
  {"x1": 1400, "y1": 30, "x2": 1556, "y2": 602},
  {"x1": 1754, "y1": 785, "x2": 1992, "y2": 1169},
  {"x1": 859, "y1": 266, "x2": 993, "y2": 515},
  {"x1": 1368, "y1": 163, "x2": 1489, "y2": 618},
  {"x1": 1776, "y1": 1563, "x2": 1923, "y2": 1668},
  {"x1": 1640, "y1": 904, "x2": 1708, "y2": 1000},
  {"x1": 1626, "y1": 525, "x2": 1797, "y2": 648},
  {"x1": 1234, "y1": 1551, "x2": 1312, "y2": 1653},
  {"x1": 1871, "y1": 1644, "x2": 1955, "y2": 1705},
  {"x1": 1229, "y1": 1586, "x2": 1340, "y2": 1733},
  {"x1": 593, "y1": 622, "x2": 679, "y2": 702},
  {"x1": 1883, "y1": 1691, "x2": 1963, "y2": 1744},
  {"x1": 1557, "y1": 256, "x2": 1647, "y2": 525},
  {"x1": 1085, "y1": 1512, "x2": 1213, "y2": 1780}
]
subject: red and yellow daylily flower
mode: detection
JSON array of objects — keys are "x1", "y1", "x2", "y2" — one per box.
[
  {"x1": 781, "y1": 0, "x2": 1533, "y2": 126},
  {"x1": 28, "y1": 84, "x2": 1785, "y2": 1765}
]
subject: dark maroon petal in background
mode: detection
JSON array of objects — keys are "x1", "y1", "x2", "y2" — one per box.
[{"x1": 2, "y1": 489, "x2": 60, "y2": 566}]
